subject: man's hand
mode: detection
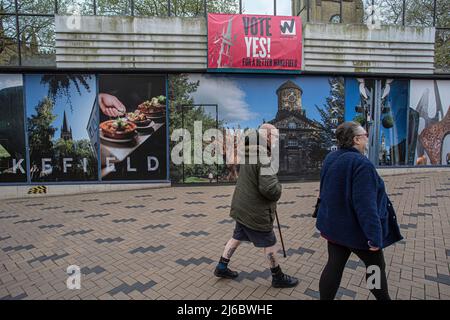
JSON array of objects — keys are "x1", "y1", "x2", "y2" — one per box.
[{"x1": 99, "y1": 93, "x2": 126, "y2": 117}]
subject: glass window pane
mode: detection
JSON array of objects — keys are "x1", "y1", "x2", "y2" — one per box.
[
  {"x1": 276, "y1": 0, "x2": 291, "y2": 16},
  {"x1": 169, "y1": 0, "x2": 205, "y2": 17},
  {"x1": 408, "y1": 80, "x2": 450, "y2": 165},
  {"x1": 405, "y1": 0, "x2": 434, "y2": 27},
  {"x1": 1, "y1": 0, "x2": 17, "y2": 14},
  {"x1": 134, "y1": 0, "x2": 168, "y2": 17},
  {"x1": 319, "y1": 0, "x2": 341, "y2": 23},
  {"x1": 181, "y1": 104, "x2": 218, "y2": 184},
  {"x1": 378, "y1": 79, "x2": 408, "y2": 166},
  {"x1": 0, "y1": 15, "x2": 19, "y2": 65},
  {"x1": 17, "y1": 0, "x2": 55, "y2": 15},
  {"x1": 242, "y1": 0, "x2": 274, "y2": 15},
  {"x1": 296, "y1": 0, "x2": 363, "y2": 24},
  {"x1": 363, "y1": 0, "x2": 405, "y2": 26},
  {"x1": 0, "y1": 74, "x2": 27, "y2": 183},
  {"x1": 19, "y1": 16, "x2": 55, "y2": 66},
  {"x1": 96, "y1": 0, "x2": 131, "y2": 16},
  {"x1": 436, "y1": 0, "x2": 450, "y2": 28},
  {"x1": 207, "y1": 0, "x2": 239, "y2": 14},
  {"x1": 362, "y1": 0, "x2": 400, "y2": 26},
  {"x1": 435, "y1": 29, "x2": 449, "y2": 72},
  {"x1": 56, "y1": 0, "x2": 95, "y2": 15}
]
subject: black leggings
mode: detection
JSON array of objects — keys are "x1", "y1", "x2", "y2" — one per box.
[{"x1": 319, "y1": 241, "x2": 391, "y2": 300}]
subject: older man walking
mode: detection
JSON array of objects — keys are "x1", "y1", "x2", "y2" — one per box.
[{"x1": 213, "y1": 123, "x2": 298, "y2": 288}]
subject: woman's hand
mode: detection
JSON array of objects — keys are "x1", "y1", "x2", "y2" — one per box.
[
  {"x1": 368, "y1": 240, "x2": 380, "y2": 251},
  {"x1": 99, "y1": 93, "x2": 126, "y2": 117}
]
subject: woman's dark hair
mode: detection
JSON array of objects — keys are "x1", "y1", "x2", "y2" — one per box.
[{"x1": 335, "y1": 121, "x2": 362, "y2": 149}]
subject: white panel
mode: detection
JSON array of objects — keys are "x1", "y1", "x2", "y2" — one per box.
[
  {"x1": 55, "y1": 15, "x2": 207, "y2": 70},
  {"x1": 303, "y1": 23, "x2": 436, "y2": 74}
]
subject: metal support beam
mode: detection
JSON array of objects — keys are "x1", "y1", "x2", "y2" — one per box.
[
  {"x1": 14, "y1": 0, "x2": 21, "y2": 66},
  {"x1": 402, "y1": 0, "x2": 406, "y2": 26},
  {"x1": 433, "y1": 0, "x2": 437, "y2": 27},
  {"x1": 307, "y1": 0, "x2": 310, "y2": 22}
]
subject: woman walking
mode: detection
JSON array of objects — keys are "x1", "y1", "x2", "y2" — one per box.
[{"x1": 316, "y1": 121, "x2": 403, "y2": 300}]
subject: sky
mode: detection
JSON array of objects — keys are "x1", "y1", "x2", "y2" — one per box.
[
  {"x1": 25, "y1": 74, "x2": 96, "y2": 141},
  {"x1": 242, "y1": 0, "x2": 292, "y2": 16},
  {"x1": 187, "y1": 74, "x2": 332, "y2": 129},
  {"x1": 344, "y1": 78, "x2": 360, "y2": 123},
  {"x1": 0, "y1": 74, "x2": 22, "y2": 91}
]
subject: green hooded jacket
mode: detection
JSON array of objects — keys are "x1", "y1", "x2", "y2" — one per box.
[{"x1": 229, "y1": 146, "x2": 282, "y2": 232}]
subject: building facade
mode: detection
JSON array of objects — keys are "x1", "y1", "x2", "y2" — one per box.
[
  {"x1": 0, "y1": 1, "x2": 449, "y2": 198},
  {"x1": 293, "y1": 0, "x2": 364, "y2": 24}
]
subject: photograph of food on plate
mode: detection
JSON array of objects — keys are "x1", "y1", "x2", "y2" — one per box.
[
  {"x1": 99, "y1": 118, "x2": 137, "y2": 143},
  {"x1": 136, "y1": 96, "x2": 166, "y2": 122},
  {"x1": 98, "y1": 74, "x2": 167, "y2": 181},
  {"x1": 126, "y1": 110, "x2": 153, "y2": 129}
]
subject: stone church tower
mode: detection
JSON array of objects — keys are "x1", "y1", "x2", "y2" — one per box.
[
  {"x1": 269, "y1": 80, "x2": 322, "y2": 179},
  {"x1": 60, "y1": 110, "x2": 73, "y2": 141},
  {"x1": 292, "y1": 0, "x2": 364, "y2": 24}
]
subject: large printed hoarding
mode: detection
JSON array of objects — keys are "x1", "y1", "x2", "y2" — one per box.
[{"x1": 208, "y1": 13, "x2": 302, "y2": 71}]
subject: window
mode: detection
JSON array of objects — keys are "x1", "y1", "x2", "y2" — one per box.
[
  {"x1": 0, "y1": 0, "x2": 57, "y2": 66},
  {"x1": 288, "y1": 139, "x2": 298, "y2": 147},
  {"x1": 288, "y1": 122, "x2": 297, "y2": 129},
  {"x1": 330, "y1": 14, "x2": 341, "y2": 23}
]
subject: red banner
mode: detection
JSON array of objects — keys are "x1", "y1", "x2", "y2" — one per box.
[{"x1": 207, "y1": 13, "x2": 302, "y2": 71}]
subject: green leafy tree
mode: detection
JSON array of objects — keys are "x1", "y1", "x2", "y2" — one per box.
[
  {"x1": 53, "y1": 138, "x2": 97, "y2": 178},
  {"x1": 168, "y1": 74, "x2": 225, "y2": 183},
  {"x1": 133, "y1": 0, "x2": 239, "y2": 17},
  {"x1": 365, "y1": 0, "x2": 449, "y2": 71},
  {"x1": 27, "y1": 97, "x2": 57, "y2": 170}
]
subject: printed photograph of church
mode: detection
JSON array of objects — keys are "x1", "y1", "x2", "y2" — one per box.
[
  {"x1": 169, "y1": 74, "x2": 344, "y2": 182},
  {"x1": 267, "y1": 79, "x2": 343, "y2": 180},
  {"x1": 25, "y1": 74, "x2": 98, "y2": 182}
]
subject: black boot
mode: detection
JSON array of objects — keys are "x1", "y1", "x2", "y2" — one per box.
[
  {"x1": 214, "y1": 256, "x2": 238, "y2": 279},
  {"x1": 271, "y1": 266, "x2": 299, "y2": 288},
  {"x1": 214, "y1": 266, "x2": 239, "y2": 279}
]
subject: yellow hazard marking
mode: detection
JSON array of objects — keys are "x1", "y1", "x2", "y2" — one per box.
[{"x1": 27, "y1": 186, "x2": 47, "y2": 194}]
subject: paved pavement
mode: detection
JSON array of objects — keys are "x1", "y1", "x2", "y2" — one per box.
[{"x1": 0, "y1": 172, "x2": 449, "y2": 300}]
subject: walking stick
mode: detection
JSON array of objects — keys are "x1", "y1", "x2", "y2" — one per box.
[{"x1": 274, "y1": 210, "x2": 287, "y2": 258}]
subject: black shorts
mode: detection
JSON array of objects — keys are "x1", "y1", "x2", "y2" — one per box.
[{"x1": 232, "y1": 221, "x2": 277, "y2": 248}]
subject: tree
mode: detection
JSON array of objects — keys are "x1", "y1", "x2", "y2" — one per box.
[
  {"x1": 27, "y1": 97, "x2": 57, "y2": 171},
  {"x1": 315, "y1": 77, "x2": 345, "y2": 153},
  {"x1": 53, "y1": 138, "x2": 97, "y2": 178},
  {"x1": 134, "y1": 0, "x2": 239, "y2": 17},
  {"x1": 168, "y1": 73, "x2": 199, "y2": 132},
  {"x1": 168, "y1": 73, "x2": 227, "y2": 183},
  {"x1": 40, "y1": 74, "x2": 92, "y2": 112},
  {"x1": 95, "y1": 0, "x2": 133, "y2": 15},
  {"x1": 364, "y1": 0, "x2": 449, "y2": 71}
]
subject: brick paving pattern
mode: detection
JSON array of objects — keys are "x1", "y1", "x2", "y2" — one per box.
[{"x1": 0, "y1": 172, "x2": 449, "y2": 300}]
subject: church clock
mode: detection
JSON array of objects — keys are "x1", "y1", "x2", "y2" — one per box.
[{"x1": 276, "y1": 80, "x2": 303, "y2": 113}]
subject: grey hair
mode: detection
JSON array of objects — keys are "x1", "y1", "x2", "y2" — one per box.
[{"x1": 335, "y1": 121, "x2": 363, "y2": 149}]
